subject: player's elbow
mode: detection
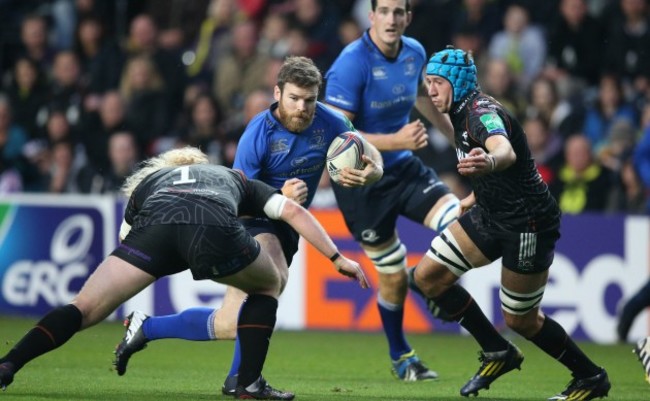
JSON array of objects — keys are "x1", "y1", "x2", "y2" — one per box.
[{"x1": 280, "y1": 198, "x2": 303, "y2": 222}]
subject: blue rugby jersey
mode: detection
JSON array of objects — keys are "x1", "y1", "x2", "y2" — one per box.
[
  {"x1": 325, "y1": 30, "x2": 427, "y2": 170},
  {"x1": 233, "y1": 101, "x2": 353, "y2": 207}
]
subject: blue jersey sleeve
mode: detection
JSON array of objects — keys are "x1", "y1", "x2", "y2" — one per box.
[
  {"x1": 325, "y1": 50, "x2": 366, "y2": 114},
  {"x1": 233, "y1": 118, "x2": 267, "y2": 179}
]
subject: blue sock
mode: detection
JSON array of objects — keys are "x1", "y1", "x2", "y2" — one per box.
[
  {"x1": 142, "y1": 307, "x2": 216, "y2": 341},
  {"x1": 227, "y1": 336, "x2": 241, "y2": 377},
  {"x1": 378, "y1": 295, "x2": 411, "y2": 361}
]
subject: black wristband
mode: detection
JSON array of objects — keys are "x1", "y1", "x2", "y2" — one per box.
[{"x1": 329, "y1": 252, "x2": 341, "y2": 262}]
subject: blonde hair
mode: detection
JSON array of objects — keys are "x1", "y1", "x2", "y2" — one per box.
[{"x1": 121, "y1": 146, "x2": 209, "y2": 197}]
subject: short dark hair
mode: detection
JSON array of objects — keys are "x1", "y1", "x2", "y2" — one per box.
[
  {"x1": 371, "y1": 0, "x2": 411, "y2": 13},
  {"x1": 276, "y1": 56, "x2": 322, "y2": 91}
]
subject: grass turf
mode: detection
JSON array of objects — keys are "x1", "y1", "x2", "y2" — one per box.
[{"x1": 0, "y1": 315, "x2": 647, "y2": 400}]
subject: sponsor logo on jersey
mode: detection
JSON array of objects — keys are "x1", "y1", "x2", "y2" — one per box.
[
  {"x1": 392, "y1": 84, "x2": 406, "y2": 95},
  {"x1": 461, "y1": 131, "x2": 470, "y2": 147},
  {"x1": 372, "y1": 67, "x2": 388, "y2": 80},
  {"x1": 291, "y1": 157, "x2": 308, "y2": 167},
  {"x1": 326, "y1": 95, "x2": 353, "y2": 107},
  {"x1": 309, "y1": 133, "x2": 326, "y2": 149},
  {"x1": 404, "y1": 63, "x2": 416, "y2": 76},
  {"x1": 270, "y1": 138, "x2": 289, "y2": 154},
  {"x1": 479, "y1": 113, "x2": 506, "y2": 134},
  {"x1": 361, "y1": 229, "x2": 379, "y2": 243}
]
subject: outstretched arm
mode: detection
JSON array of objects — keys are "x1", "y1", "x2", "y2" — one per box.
[{"x1": 263, "y1": 195, "x2": 370, "y2": 288}]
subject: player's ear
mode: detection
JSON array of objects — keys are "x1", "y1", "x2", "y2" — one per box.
[{"x1": 273, "y1": 85, "x2": 281, "y2": 102}]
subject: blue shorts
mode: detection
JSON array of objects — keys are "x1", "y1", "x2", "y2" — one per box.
[{"x1": 332, "y1": 157, "x2": 450, "y2": 245}]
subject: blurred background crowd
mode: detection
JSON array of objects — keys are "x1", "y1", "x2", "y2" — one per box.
[{"x1": 0, "y1": 0, "x2": 649, "y2": 216}]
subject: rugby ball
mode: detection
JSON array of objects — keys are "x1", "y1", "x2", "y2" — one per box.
[{"x1": 326, "y1": 132, "x2": 366, "y2": 183}]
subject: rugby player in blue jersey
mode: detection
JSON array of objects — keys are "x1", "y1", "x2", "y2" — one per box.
[
  {"x1": 324, "y1": 0, "x2": 460, "y2": 381},
  {"x1": 112, "y1": 56, "x2": 384, "y2": 399}
]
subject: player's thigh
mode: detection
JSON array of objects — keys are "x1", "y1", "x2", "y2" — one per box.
[
  {"x1": 415, "y1": 219, "x2": 491, "y2": 295},
  {"x1": 73, "y1": 255, "x2": 156, "y2": 328},
  {"x1": 397, "y1": 158, "x2": 456, "y2": 231},
  {"x1": 255, "y1": 232, "x2": 289, "y2": 286},
  {"x1": 217, "y1": 249, "x2": 281, "y2": 297}
]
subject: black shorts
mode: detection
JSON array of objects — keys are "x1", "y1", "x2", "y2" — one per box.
[
  {"x1": 112, "y1": 223, "x2": 261, "y2": 280},
  {"x1": 459, "y1": 206, "x2": 561, "y2": 274},
  {"x1": 241, "y1": 217, "x2": 299, "y2": 266},
  {"x1": 332, "y1": 157, "x2": 451, "y2": 245}
]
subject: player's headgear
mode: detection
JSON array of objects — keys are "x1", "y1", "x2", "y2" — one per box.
[{"x1": 426, "y1": 46, "x2": 478, "y2": 103}]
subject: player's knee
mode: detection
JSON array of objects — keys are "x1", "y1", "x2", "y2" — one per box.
[
  {"x1": 413, "y1": 268, "x2": 450, "y2": 298},
  {"x1": 425, "y1": 229, "x2": 472, "y2": 277},
  {"x1": 428, "y1": 196, "x2": 460, "y2": 232},
  {"x1": 500, "y1": 285, "x2": 545, "y2": 336},
  {"x1": 364, "y1": 238, "x2": 407, "y2": 274}
]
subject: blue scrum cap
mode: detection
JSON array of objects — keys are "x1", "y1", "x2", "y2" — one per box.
[{"x1": 426, "y1": 46, "x2": 478, "y2": 103}]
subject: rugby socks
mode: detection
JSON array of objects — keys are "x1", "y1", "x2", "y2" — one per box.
[
  {"x1": 1, "y1": 304, "x2": 82, "y2": 371},
  {"x1": 237, "y1": 294, "x2": 278, "y2": 388},
  {"x1": 142, "y1": 307, "x2": 216, "y2": 341},
  {"x1": 433, "y1": 284, "x2": 509, "y2": 352},
  {"x1": 377, "y1": 295, "x2": 411, "y2": 360},
  {"x1": 528, "y1": 315, "x2": 601, "y2": 378},
  {"x1": 227, "y1": 337, "x2": 242, "y2": 377}
]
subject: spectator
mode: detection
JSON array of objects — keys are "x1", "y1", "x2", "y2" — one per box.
[
  {"x1": 544, "y1": 0, "x2": 604, "y2": 95},
  {"x1": 523, "y1": 115, "x2": 564, "y2": 185},
  {"x1": 549, "y1": 134, "x2": 615, "y2": 214},
  {"x1": 451, "y1": 0, "x2": 502, "y2": 53},
  {"x1": 124, "y1": 14, "x2": 187, "y2": 115},
  {"x1": 44, "y1": 51, "x2": 85, "y2": 130},
  {"x1": 77, "y1": 131, "x2": 139, "y2": 194},
  {"x1": 222, "y1": 89, "x2": 273, "y2": 167},
  {"x1": 405, "y1": 0, "x2": 455, "y2": 56},
  {"x1": 0, "y1": 96, "x2": 30, "y2": 186},
  {"x1": 78, "y1": 91, "x2": 130, "y2": 173},
  {"x1": 172, "y1": 93, "x2": 225, "y2": 165},
  {"x1": 186, "y1": 0, "x2": 243, "y2": 85},
  {"x1": 212, "y1": 19, "x2": 269, "y2": 114},
  {"x1": 488, "y1": 3, "x2": 546, "y2": 89},
  {"x1": 73, "y1": 15, "x2": 125, "y2": 104},
  {"x1": 0, "y1": 158, "x2": 22, "y2": 193},
  {"x1": 527, "y1": 76, "x2": 583, "y2": 139},
  {"x1": 597, "y1": 119, "x2": 638, "y2": 173},
  {"x1": 287, "y1": 0, "x2": 341, "y2": 72},
  {"x1": 46, "y1": 140, "x2": 75, "y2": 193},
  {"x1": 582, "y1": 74, "x2": 638, "y2": 151},
  {"x1": 119, "y1": 55, "x2": 170, "y2": 155},
  {"x1": 5, "y1": 57, "x2": 49, "y2": 139},
  {"x1": 337, "y1": 16, "x2": 362, "y2": 48},
  {"x1": 603, "y1": 0, "x2": 650, "y2": 95},
  {"x1": 482, "y1": 58, "x2": 526, "y2": 120},
  {"x1": 258, "y1": 11, "x2": 291, "y2": 58},
  {"x1": 633, "y1": 103, "x2": 650, "y2": 213},
  {"x1": 18, "y1": 14, "x2": 56, "y2": 73}
]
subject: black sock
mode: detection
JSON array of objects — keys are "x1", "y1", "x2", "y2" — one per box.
[
  {"x1": 2, "y1": 304, "x2": 82, "y2": 371},
  {"x1": 528, "y1": 315, "x2": 600, "y2": 378},
  {"x1": 434, "y1": 284, "x2": 509, "y2": 352},
  {"x1": 237, "y1": 294, "x2": 278, "y2": 388}
]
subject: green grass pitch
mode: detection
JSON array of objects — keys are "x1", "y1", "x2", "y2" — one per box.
[{"x1": 0, "y1": 315, "x2": 647, "y2": 400}]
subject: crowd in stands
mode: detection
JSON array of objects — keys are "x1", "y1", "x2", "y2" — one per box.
[{"x1": 0, "y1": 0, "x2": 649, "y2": 215}]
